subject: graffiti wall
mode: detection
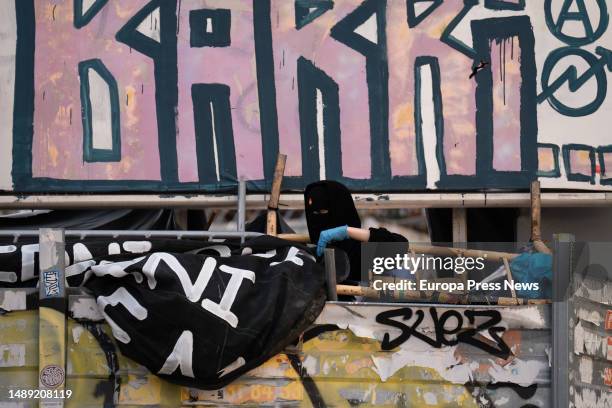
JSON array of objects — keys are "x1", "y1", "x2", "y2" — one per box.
[
  {"x1": 569, "y1": 243, "x2": 612, "y2": 407},
  {"x1": 0, "y1": 0, "x2": 610, "y2": 192},
  {"x1": 0, "y1": 294, "x2": 552, "y2": 407}
]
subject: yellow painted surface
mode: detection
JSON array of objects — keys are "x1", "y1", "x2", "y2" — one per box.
[{"x1": 0, "y1": 309, "x2": 538, "y2": 407}]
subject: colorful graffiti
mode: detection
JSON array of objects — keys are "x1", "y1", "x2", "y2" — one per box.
[
  {"x1": 0, "y1": 0, "x2": 610, "y2": 192},
  {"x1": 0, "y1": 295, "x2": 552, "y2": 407}
]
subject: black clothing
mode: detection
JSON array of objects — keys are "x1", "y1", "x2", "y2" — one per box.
[
  {"x1": 304, "y1": 181, "x2": 407, "y2": 283},
  {"x1": 369, "y1": 226, "x2": 407, "y2": 243},
  {"x1": 304, "y1": 180, "x2": 361, "y2": 243},
  {"x1": 336, "y1": 226, "x2": 408, "y2": 283},
  {"x1": 305, "y1": 181, "x2": 362, "y2": 281}
]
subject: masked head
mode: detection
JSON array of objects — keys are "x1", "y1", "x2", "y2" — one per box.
[{"x1": 304, "y1": 180, "x2": 361, "y2": 243}]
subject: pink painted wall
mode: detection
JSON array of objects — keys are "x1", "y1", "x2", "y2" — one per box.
[
  {"x1": 176, "y1": 0, "x2": 264, "y2": 183},
  {"x1": 21, "y1": 0, "x2": 550, "y2": 191},
  {"x1": 491, "y1": 37, "x2": 522, "y2": 172},
  {"x1": 33, "y1": 0, "x2": 161, "y2": 181}
]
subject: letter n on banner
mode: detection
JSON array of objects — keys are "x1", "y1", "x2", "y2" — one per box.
[{"x1": 472, "y1": 16, "x2": 538, "y2": 188}]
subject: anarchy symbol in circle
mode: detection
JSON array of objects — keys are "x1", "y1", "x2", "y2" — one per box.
[
  {"x1": 538, "y1": 47, "x2": 611, "y2": 117},
  {"x1": 545, "y1": 0, "x2": 609, "y2": 46}
]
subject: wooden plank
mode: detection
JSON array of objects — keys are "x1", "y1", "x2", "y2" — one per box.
[
  {"x1": 531, "y1": 181, "x2": 552, "y2": 254},
  {"x1": 266, "y1": 211, "x2": 278, "y2": 236},
  {"x1": 267, "y1": 154, "x2": 287, "y2": 211},
  {"x1": 277, "y1": 233, "x2": 310, "y2": 243},
  {"x1": 266, "y1": 154, "x2": 287, "y2": 236},
  {"x1": 38, "y1": 228, "x2": 67, "y2": 407},
  {"x1": 502, "y1": 257, "x2": 518, "y2": 302}
]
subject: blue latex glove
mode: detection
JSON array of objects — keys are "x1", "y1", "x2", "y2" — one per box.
[{"x1": 317, "y1": 226, "x2": 349, "y2": 257}]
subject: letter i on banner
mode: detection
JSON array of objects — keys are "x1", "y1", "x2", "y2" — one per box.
[{"x1": 38, "y1": 229, "x2": 67, "y2": 407}]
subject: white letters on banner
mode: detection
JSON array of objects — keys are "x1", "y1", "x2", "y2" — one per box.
[
  {"x1": 158, "y1": 330, "x2": 195, "y2": 378},
  {"x1": 97, "y1": 287, "x2": 148, "y2": 344},
  {"x1": 201, "y1": 265, "x2": 255, "y2": 328}
]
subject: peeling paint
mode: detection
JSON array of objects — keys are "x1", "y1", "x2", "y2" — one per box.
[
  {"x1": 315, "y1": 304, "x2": 549, "y2": 385},
  {"x1": 576, "y1": 308, "x2": 603, "y2": 327},
  {"x1": 69, "y1": 296, "x2": 103, "y2": 320},
  {"x1": 572, "y1": 386, "x2": 612, "y2": 408},
  {"x1": 0, "y1": 343, "x2": 25, "y2": 367},
  {"x1": 302, "y1": 355, "x2": 318, "y2": 375},
  {"x1": 72, "y1": 325, "x2": 84, "y2": 343},
  {"x1": 424, "y1": 391, "x2": 438, "y2": 405},
  {"x1": 488, "y1": 358, "x2": 547, "y2": 387},
  {"x1": 574, "y1": 321, "x2": 608, "y2": 359},
  {"x1": 578, "y1": 357, "x2": 593, "y2": 384},
  {"x1": 574, "y1": 278, "x2": 612, "y2": 306},
  {"x1": 0, "y1": 298, "x2": 552, "y2": 406},
  {"x1": 371, "y1": 344, "x2": 477, "y2": 383},
  {"x1": 0, "y1": 290, "x2": 26, "y2": 311}
]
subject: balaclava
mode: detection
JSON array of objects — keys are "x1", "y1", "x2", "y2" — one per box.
[
  {"x1": 304, "y1": 181, "x2": 362, "y2": 282},
  {"x1": 304, "y1": 180, "x2": 361, "y2": 243}
]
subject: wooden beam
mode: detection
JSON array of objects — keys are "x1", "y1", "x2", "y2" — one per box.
[
  {"x1": 268, "y1": 154, "x2": 287, "y2": 211},
  {"x1": 277, "y1": 233, "x2": 310, "y2": 243},
  {"x1": 266, "y1": 154, "x2": 287, "y2": 236},
  {"x1": 335, "y1": 284, "x2": 550, "y2": 304},
  {"x1": 266, "y1": 212, "x2": 277, "y2": 236},
  {"x1": 503, "y1": 257, "x2": 518, "y2": 303},
  {"x1": 531, "y1": 180, "x2": 553, "y2": 254}
]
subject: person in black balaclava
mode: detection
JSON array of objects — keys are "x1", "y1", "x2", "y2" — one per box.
[{"x1": 304, "y1": 180, "x2": 407, "y2": 284}]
